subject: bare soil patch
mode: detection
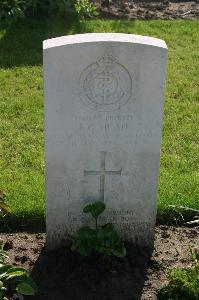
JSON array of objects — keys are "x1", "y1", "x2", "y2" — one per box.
[
  {"x1": 0, "y1": 225, "x2": 198, "y2": 300},
  {"x1": 95, "y1": 0, "x2": 199, "y2": 19}
]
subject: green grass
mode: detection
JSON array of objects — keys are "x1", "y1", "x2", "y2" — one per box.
[
  {"x1": 0, "y1": 18, "x2": 199, "y2": 230},
  {"x1": 159, "y1": 252, "x2": 199, "y2": 300}
]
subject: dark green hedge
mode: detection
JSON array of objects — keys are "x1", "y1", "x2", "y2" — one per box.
[{"x1": 0, "y1": 0, "x2": 98, "y2": 20}]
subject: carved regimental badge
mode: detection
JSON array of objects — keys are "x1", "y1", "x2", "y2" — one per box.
[{"x1": 79, "y1": 54, "x2": 132, "y2": 111}]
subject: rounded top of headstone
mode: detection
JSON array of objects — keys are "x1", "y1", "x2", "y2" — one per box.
[{"x1": 43, "y1": 33, "x2": 167, "y2": 50}]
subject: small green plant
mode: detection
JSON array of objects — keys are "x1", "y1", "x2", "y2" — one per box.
[
  {"x1": 169, "y1": 205, "x2": 199, "y2": 225},
  {"x1": 71, "y1": 201, "x2": 126, "y2": 259},
  {"x1": 0, "y1": 0, "x2": 97, "y2": 20},
  {"x1": 159, "y1": 250, "x2": 199, "y2": 300},
  {"x1": 74, "y1": 0, "x2": 99, "y2": 19},
  {"x1": 0, "y1": 243, "x2": 37, "y2": 299},
  {"x1": 0, "y1": 192, "x2": 37, "y2": 299}
]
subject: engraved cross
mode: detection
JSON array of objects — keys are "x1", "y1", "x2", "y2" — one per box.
[{"x1": 84, "y1": 151, "x2": 122, "y2": 202}]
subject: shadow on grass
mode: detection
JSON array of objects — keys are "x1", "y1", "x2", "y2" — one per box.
[
  {"x1": 156, "y1": 207, "x2": 198, "y2": 226},
  {"x1": 0, "y1": 214, "x2": 45, "y2": 233},
  {"x1": 31, "y1": 243, "x2": 153, "y2": 300},
  {"x1": 0, "y1": 17, "x2": 87, "y2": 68},
  {"x1": 0, "y1": 17, "x2": 136, "y2": 68}
]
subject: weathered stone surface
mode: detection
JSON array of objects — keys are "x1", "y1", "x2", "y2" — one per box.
[{"x1": 43, "y1": 33, "x2": 167, "y2": 249}]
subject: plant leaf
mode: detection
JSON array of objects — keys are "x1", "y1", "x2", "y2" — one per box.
[
  {"x1": 0, "y1": 265, "x2": 13, "y2": 279},
  {"x1": 102, "y1": 223, "x2": 114, "y2": 230},
  {"x1": 0, "y1": 202, "x2": 11, "y2": 214},
  {"x1": 72, "y1": 227, "x2": 96, "y2": 256},
  {"x1": 19, "y1": 275, "x2": 37, "y2": 291},
  {"x1": 0, "y1": 290, "x2": 3, "y2": 300},
  {"x1": 187, "y1": 220, "x2": 199, "y2": 225},
  {"x1": 5, "y1": 267, "x2": 27, "y2": 280},
  {"x1": 112, "y1": 243, "x2": 126, "y2": 258},
  {"x1": 16, "y1": 282, "x2": 36, "y2": 296},
  {"x1": 83, "y1": 204, "x2": 92, "y2": 213},
  {"x1": 77, "y1": 227, "x2": 95, "y2": 237},
  {"x1": 76, "y1": 244, "x2": 92, "y2": 256},
  {"x1": 0, "y1": 280, "x2": 3, "y2": 289},
  {"x1": 83, "y1": 201, "x2": 105, "y2": 219}
]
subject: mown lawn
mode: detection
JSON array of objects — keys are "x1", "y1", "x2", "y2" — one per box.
[{"x1": 0, "y1": 18, "x2": 198, "y2": 229}]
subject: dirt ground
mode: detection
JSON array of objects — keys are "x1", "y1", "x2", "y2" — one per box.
[
  {"x1": 0, "y1": 225, "x2": 198, "y2": 300},
  {"x1": 95, "y1": 0, "x2": 199, "y2": 19}
]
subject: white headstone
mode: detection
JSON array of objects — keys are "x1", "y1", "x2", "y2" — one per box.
[{"x1": 43, "y1": 33, "x2": 167, "y2": 250}]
